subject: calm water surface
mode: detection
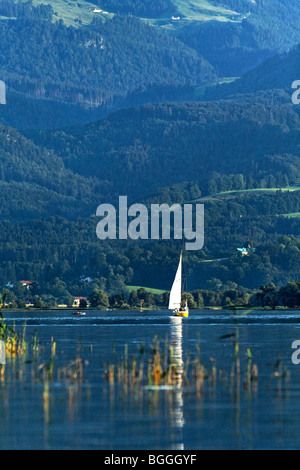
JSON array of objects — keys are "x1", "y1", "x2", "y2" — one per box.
[{"x1": 1, "y1": 309, "x2": 300, "y2": 450}]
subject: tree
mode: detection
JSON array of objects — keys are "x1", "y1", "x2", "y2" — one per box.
[
  {"x1": 34, "y1": 298, "x2": 46, "y2": 309},
  {"x1": 13, "y1": 282, "x2": 27, "y2": 299},
  {"x1": 182, "y1": 292, "x2": 197, "y2": 309},
  {"x1": 89, "y1": 288, "x2": 110, "y2": 308}
]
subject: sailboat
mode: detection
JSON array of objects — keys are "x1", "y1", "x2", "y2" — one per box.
[{"x1": 168, "y1": 251, "x2": 189, "y2": 318}]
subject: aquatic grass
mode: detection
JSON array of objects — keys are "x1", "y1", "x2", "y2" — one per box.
[
  {"x1": 0, "y1": 300, "x2": 28, "y2": 360},
  {"x1": 0, "y1": 294, "x2": 89, "y2": 426},
  {"x1": 103, "y1": 325, "x2": 266, "y2": 402},
  {"x1": 0, "y1": 299, "x2": 293, "y2": 434},
  {"x1": 32, "y1": 330, "x2": 41, "y2": 355},
  {"x1": 0, "y1": 295, "x2": 86, "y2": 420},
  {"x1": 57, "y1": 358, "x2": 84, "y2": 382},
  {"x1": 51, "y1": 337, "x2": 56, "y2": 357},
  {"x1": 271, "y1": 357, "x2": 290, "y2": 396},
  {"x1": 104, "y1": 335, "x2": 187, "y2": 390},
  {"x1": 0, "y1": 300, "x2": 263, "y2": 400}
]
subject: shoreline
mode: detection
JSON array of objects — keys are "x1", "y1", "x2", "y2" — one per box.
[{"x1": 2, "y1": 306, "x2": 299, "y2": 313}]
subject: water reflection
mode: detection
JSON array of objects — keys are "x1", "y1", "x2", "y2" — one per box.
[{"x1": 169, "y1": 316, "x2": 184, "y2": 450}]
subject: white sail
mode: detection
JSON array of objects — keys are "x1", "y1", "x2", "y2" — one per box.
[{"x1": 168, "y1": 253, "x2": 182, "y2": 310}]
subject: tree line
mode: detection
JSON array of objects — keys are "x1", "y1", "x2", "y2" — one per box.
[{"x1": 3, "y1": 281, "x2": 299, "y2": 310}]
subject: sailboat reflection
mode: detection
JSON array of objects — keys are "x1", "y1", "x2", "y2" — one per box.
[{"x1": 169, "y1": 316, "x2": 185, "y2": 449}]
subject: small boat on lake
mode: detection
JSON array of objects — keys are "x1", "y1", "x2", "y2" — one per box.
[
  {"x1": 169, "y1": 251, "x2": 189, "y2": 318},
  {"x1": 73, "y1": 311, "x2": 86, "y2": 316}
]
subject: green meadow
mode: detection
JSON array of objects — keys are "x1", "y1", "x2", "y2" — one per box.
[
  {"x1": 15, "y1": 0, "x2": 114, "y2": 27},
  {"x1": 282, "y1": 212, "x2": 300, "y2": 219},
  {"x1": 143, "y1": 0, "x2": 242, "y2": 30},
  {"x1": 218, "y1": 187, "x2": 300, "y2": 197},
  {"x1": 127, "y1": 286, "x2": 167, "y2": 295},
  {"x1": 196, "y1": 186, "x2": 300, "y2": 202},
  {"x1": 172, "y1": 0, "x2": 240, "y2": 22}
]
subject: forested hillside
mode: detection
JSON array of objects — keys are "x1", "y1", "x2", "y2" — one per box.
[
  {"x1": 0, "y1": 15, "x2": 215, "y2": 104},
  {"x1": 0, "y1": 1, "x2": 215, "y2": 115},
  {"x1": 0, "y1": 183, "x2": 298, "y2": 303},
  {"x1": 0, "y1": 89, "x2": 109, "y2": 129},
  {"x1": 173, "y1": 0, "x2": 300, "y2": 76},
  {"x1": 85, "y1": 0, "x2": 300, "y2": 78},
  {"x1": 12, "y1": 91, "x2": 298, "y2": 297},
  {"x1": 208, "y1": 44, "x2": 300, "y2": 99},
  {"x1": 0, "y1": 123, "x2": 105, "y2": 220},
  {"x1": 27, "y1": 92, "x2": 300, "y2": 201}
]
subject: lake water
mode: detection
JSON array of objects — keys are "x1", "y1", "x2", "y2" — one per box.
[{"x1": 1, "y1": 309, "x2": 300, "y2": 450}]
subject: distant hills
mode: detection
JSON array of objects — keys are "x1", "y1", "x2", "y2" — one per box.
[
  {"x1": 1, "y1": 1, "x2": 300, "y2": 129},
  {"x1": 91, "y1": 0, "x2": 300, "y2": 77},
  {"x1": 0, "y1": 0, "x2": 216, "y2": 128},
  {"x1": 154, "y1": 0, "x2": 300, "y2": 76},
  {"x1": 207, "y1": 44, "x2": 300, "y2": 99},
  {"x1": 26, "y1": 93, "x2": 300, "y2": 203}
]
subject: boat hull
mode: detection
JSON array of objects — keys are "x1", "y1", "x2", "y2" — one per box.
[{"x1": 173, "y1": 310, "x2": 189, "y2": 318}]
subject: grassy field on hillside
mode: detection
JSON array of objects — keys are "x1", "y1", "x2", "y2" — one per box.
[
  {"x1": 11, "y1": 0, "x2": 241, "y2": 30},
  {"x1": 143, "y1": 0, "x2": 242, "y2": 29},
  {"x1": 172, "y1": 0, "x2": 239, "y2": 21},
  {"x1": 219, "y1": 186, "x2": 300, "y2": 195},
  {"x1": 282, "y1": 212, "x2": 300, "y2": 219},
  {"x1": 15, "y1": 0, "x2": 114, "y2": 27},
  {"x1": 196, "y1": 186, "x2": 300, "y2": 202},
  {"x1": 127, "y1": 286, "x2": 167, "y2": 295}
]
